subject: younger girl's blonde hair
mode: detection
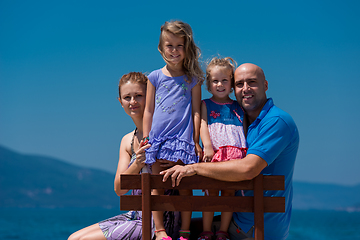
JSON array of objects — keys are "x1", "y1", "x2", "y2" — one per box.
[
  {"x1": 205, "y1": 57, "x2": 237, "y2": 91},
  {"x1": 158, "y1": 20, "x2": 204, "y2": 84}
]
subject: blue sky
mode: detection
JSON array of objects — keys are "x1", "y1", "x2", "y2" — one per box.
[{"x1": 1, "y1": 0, "x2": 359, "y2": 185}]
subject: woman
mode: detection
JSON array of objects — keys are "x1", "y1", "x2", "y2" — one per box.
[{"x1": 68, "y1": 72, "x2": 180, "y2": 240}]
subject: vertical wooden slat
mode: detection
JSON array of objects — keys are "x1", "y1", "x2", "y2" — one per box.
[
  {"x1": 254, "y1": 174, "x2": 264, "y2": 240},
  {"x1": 142, "y1": 173, "x2": 151, "y2": 240}
]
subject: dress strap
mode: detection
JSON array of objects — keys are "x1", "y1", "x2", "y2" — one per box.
[{"x1": 130, "y1": 128, "x2": 137, "y2": 156}]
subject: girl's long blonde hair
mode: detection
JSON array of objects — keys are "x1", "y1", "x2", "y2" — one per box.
[{"x1": 158, "y1": 20, "x2": 204, "y2": 84}]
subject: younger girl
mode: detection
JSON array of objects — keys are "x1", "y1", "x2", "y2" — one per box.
[
  {"x1": 143, "y1": 20, "x2": 203, "y2": 240},
  {"x1": 199, "y1": 57, "x2": 247, "y2": 240}
]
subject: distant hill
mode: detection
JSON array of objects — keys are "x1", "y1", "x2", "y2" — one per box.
[
  {"x1": 0, "y1": 145, "x2": 118, "y2": 208},
  {"x1": 1, "y1": 145, "x2": 360, "y2": 210}
]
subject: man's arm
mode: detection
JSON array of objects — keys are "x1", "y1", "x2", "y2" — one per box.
[{"x1": 161, "y1": 154, "x2": 267, "y2": 187}]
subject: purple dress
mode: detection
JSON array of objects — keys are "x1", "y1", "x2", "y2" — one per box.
[
  {"x1": 145, "y1": 69, "x2": 199, "y2": 165},
  {"x1": 99, "y1": 129, "x2": 181, "y2": 240}
]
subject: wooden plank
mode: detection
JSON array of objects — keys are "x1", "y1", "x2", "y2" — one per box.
[
  {"x1": 263, "y1": 175, "x2": 285, "y2": 190},
  {"x1": 121, "y1": 195, "x2": 285, "y2": 213},
  {"x1": 152, "y1": 175, "x2": 255, "y2": 190},
  {"x1": 121, "y1": 174, "x2": 285, "y2": 191},
  {"x1": 151, "y1": 196, "x2": 254, "y2": 212},
  {"x1": 120, "y1": 174, "x2": 141, "y2": 189}
]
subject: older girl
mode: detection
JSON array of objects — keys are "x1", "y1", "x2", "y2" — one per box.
[{"x1": 143, "y1": 20, "x2": 204, "y2": 240}]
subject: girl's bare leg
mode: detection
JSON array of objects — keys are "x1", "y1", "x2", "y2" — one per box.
[
  {"x1": 67, "y1": 223, "x2": 106, "y2": 240},
  {"x1": 179, "y1": 189, "x2": 193, "y2": 239},
  {"x1": 152, "y1": 161, "x2": 168, "y2": 240},
  {"x1": 201, "y1": 189, "x2": 219, "y2": 237},
  {"x1": 219, "y1": 189, "x2": 235, "y2": 233}
]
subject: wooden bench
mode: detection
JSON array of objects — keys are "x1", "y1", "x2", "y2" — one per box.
[{"x1": 120, "y1": 173, "x2": 285, "y2": 240}]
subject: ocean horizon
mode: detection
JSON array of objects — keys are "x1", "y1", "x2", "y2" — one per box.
[{"x1": 1, "y1": 208, "x2": 359, "y2": 240}]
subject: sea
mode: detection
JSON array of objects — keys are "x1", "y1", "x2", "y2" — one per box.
[{"x1": 0, "y1": 208, "x2": 359, "y2": 240}]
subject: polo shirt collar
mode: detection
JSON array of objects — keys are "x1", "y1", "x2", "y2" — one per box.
[{"x1": 250, "y1": 98, "x2": 274, "y2": 127}]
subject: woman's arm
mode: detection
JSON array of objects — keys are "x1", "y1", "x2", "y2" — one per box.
[
  {"x1": 143, "y1": 80, "x2": 156, "y2": 138},
  {"x1": 114, "y1": 132, "x2": 150, "y2": 196},
  {"x1": 200, "y1": 101, "x2": 214, "y2": 162},
  {"x1": 192, "y1": 83, "x2": 202, "y2": 159}
]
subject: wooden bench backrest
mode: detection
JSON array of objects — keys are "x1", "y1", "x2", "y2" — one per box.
[{"x1": 120, "y1": 173, "x2": 285, "y2": 240}]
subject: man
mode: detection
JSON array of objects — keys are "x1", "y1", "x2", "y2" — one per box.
[{"x1": 161, "y1": 63, "x2": 299, "y2": 239}]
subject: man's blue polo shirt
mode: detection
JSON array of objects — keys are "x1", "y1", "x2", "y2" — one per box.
[{"x1": 234, "y1": 98, "x2": 299, "y2": 240}]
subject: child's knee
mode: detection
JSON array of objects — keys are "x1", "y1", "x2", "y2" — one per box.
[{"x1": 152, "y1": 189, "x2": 165, "y2": 195}]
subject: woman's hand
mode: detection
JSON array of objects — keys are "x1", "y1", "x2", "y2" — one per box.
[{"x1": 135, "y1": 140, "x2": 151, "y2": 166}]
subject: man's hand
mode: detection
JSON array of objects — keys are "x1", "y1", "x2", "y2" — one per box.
[{"x1": 160, "y1": 164, "x2": 196, "y2": 187}]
